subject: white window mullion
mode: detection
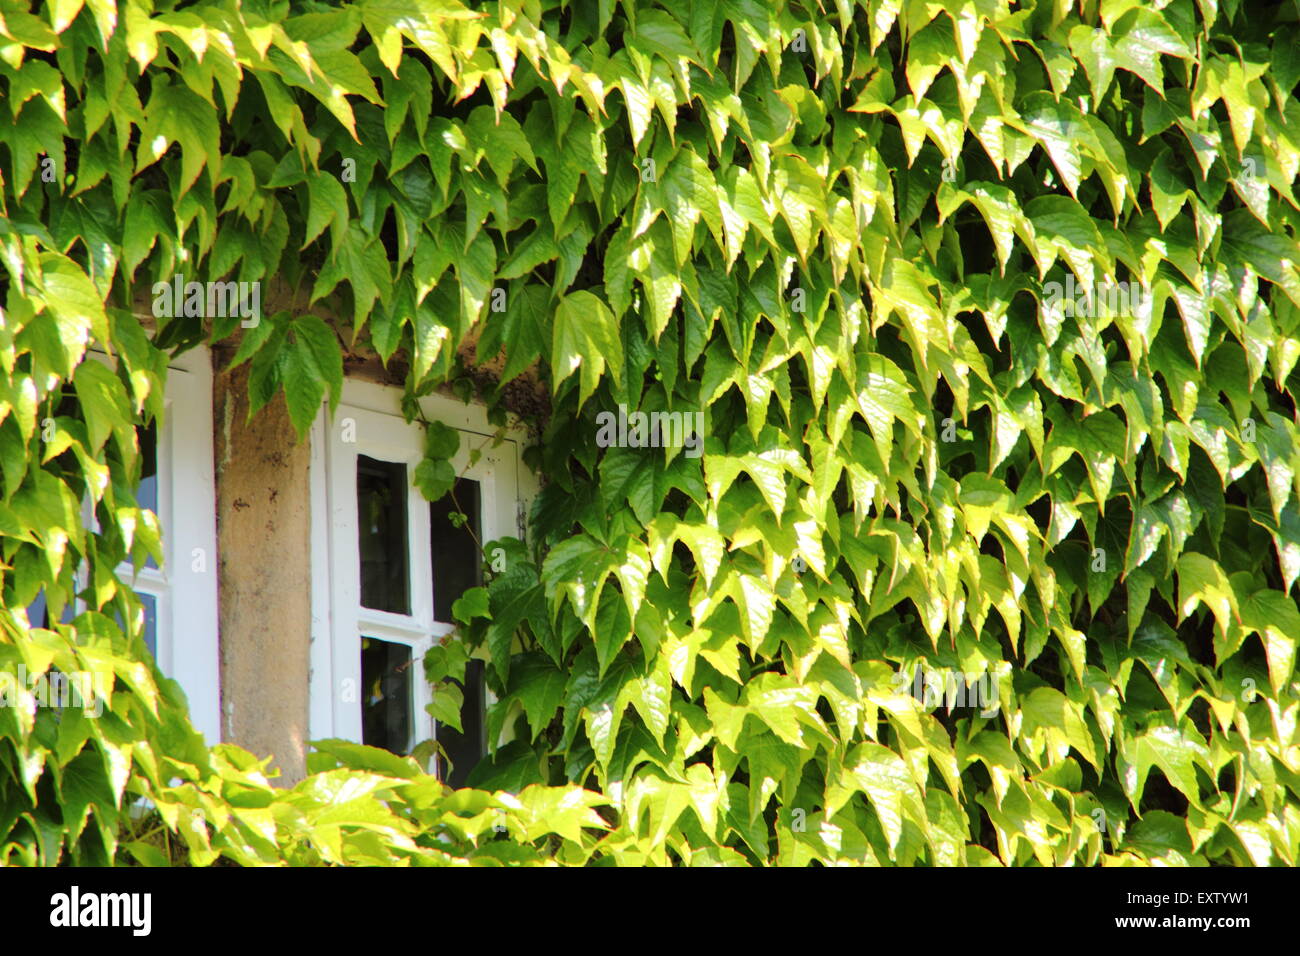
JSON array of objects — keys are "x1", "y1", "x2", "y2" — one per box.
[
  {"x1": 408, "y1": 473, "x2": 436, "y2": 748},
  {"x1": 166, "y1": 354, "x2": 220, "y2": 743},
  {"x1": 308, "y1": 409, "x2": 335, "y2": 744},
  {"x1": 327, "y1": 414, "x2": 364, "y2": 743}
]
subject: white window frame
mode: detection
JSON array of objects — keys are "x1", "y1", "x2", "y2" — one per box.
[
  {"x1": 309, "y1": 378, "x2": 533, "y2": 762},
  {"x1": 84, "y1": 345, "x2": 222, "y2": 744}
]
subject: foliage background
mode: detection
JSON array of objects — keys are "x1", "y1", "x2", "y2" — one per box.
[{"x1": 1, "y1": 0, "x2": 1299, "y2": 864}]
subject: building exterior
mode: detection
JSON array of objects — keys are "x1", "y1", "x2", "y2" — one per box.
[{"x1": 112, "y1": 342, "x2": 536, "y2": 784}]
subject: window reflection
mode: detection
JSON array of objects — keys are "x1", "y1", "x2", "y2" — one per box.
[
  {"x1": 361, "y1": 637, "x2": 412, "y2": 754},
  {"x1": 139, "y1": 421, "x2": 158, "y2": 570},
  {"x1": 437, "y1": 658, "x2": 487, "y2": 788},
  {"x1": 357, "y1": 456, "x2": 410, "y2": 615},
  {"x1": 430, "y1": 477, "x2": 482, "y2": 623}
]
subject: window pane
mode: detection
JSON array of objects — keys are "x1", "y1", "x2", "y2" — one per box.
[
  {"x1": 140, "y1": 592, "x2": 158, "y2": 659},
  {"x1": 27, "y1": 591, "x2": 48, "y2": 629},
  {"x1": 139, "y1": 422, "x2": 159, "y2": 570},
  {"x1": 357, "y1": 456, "x2": 410, "y2": 614},
  {"x1": 29, "y1": 592, "x2": 76, "y2": 629},
  {"x1": 113, "y1": 593, "x2": 158, "y2": 658},
  {"x1": 437, "y1": 658, "x2": 486, "y2": 788},
  {"x1": 430, "y1": 477, "x2": 482, "y2": 623},
  {"x1": 361, "y1": 637, "x2": 412, "y2": 754},
  {"x1": 139, "y1": 420, "x2": 159, "y2": 515}
]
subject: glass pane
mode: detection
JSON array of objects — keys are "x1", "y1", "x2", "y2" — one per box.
[
  {"x1": 114, "y1": 593, "x2": 158, "y2": 658},
  {"x1": 140, "y1": 592, "x2": 158, "y2": 659},
  {"x1": 437, "y1": 658, "x2": 486, "y2": 788},
  {"x1": 139, "y1": 420, "x2": 159, "y2": 515},
  {"x1": 357, "y1": 456, "x2": 410, "y2": 614},
  {"x1": 27, "y1": 591, "x2": 48, "y2": 629},
  {"x1": 30, "y1": 592, "x2": 76, "y2": 628},
  {"x1": 430, "y1": 477, "x2": 482, "y2": 623},
  {"x1": 139, "y1": 422, "x2": 159, "y2": 570},
  {"x1": 361, "y1": 637, "x2": 412, "y2": 754}
]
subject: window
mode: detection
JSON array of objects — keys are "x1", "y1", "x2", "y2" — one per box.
[
  {"x1": 49, "y1": 348, "x2": 222, "y2": 741},
  {"x1": 310, "y1": 380, "x2": 529, "y2": 784},
  {"x1": 115, "y1": 420, "x2": 160, "y2": 656},
  {"x1": 119, "y1": 349, "x2": 221, "y2": 741}
]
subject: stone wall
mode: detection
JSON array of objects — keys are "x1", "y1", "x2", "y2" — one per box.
[{"x1": 212, "y1": 349, "x2": 313, "y2": 784}]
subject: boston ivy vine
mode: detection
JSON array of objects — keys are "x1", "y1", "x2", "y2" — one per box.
[{"x1": 1, "y1": 0, "x2": 1299, "y2": 865}]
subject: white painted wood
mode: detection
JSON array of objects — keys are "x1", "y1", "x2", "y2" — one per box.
[
  {"x1": 309, "y1": 380, "x2": 529, "y2": 758},
  {"x1": 307, "y1": 408, "x2": 334, "y2": 746},
  {"x1": 86, "y1": 346, "x2": 222, "y2": 744},
  {"x1": 160, "y1": 348, "x2": 221, "y2": 745}
]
